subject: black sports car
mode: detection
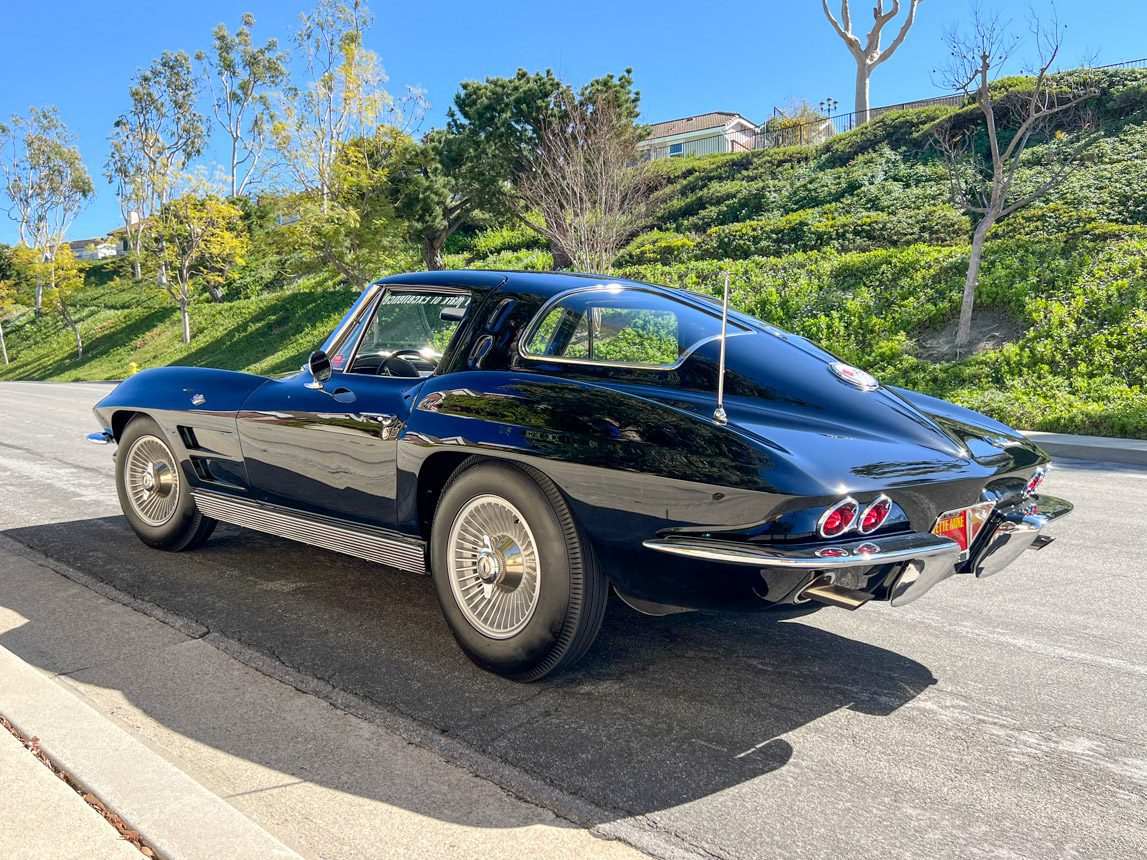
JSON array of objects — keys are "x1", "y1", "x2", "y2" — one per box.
[{"x1": 87, "y1": 270, "x2": 1072, "y2": 680}]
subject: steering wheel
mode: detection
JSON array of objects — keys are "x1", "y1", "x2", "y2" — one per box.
[{"x1": 378, "y1": 349, "x2": 437, "y2": 378}]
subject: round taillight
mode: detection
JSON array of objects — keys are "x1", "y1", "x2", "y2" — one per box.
[
  {"x1": 858, "y1": 495, "x2": 892, "y2": 534},
  {"x1": 818, "y1": 498, "x2": 859, "y2": 538},
  {"x1": 1024, "y1": 467, "x2": 1048, "y2": 497}
]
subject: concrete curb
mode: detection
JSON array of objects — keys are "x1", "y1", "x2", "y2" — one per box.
[
  {"x1": 0, "y1": 645, "x2": 301, "y2": 860},
  {"x1": 1021, "y1": 430, "x2": 1147, "y2": 467}
]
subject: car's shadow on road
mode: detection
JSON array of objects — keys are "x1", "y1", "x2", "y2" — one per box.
[{"x1": 2, "y1": 516, "x2": 936, "y2": 822}]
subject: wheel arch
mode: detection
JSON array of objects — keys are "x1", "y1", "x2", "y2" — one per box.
[
  {"x1": 111, "y1": 409, "x2": 146, "y2": 441},
  {"x1": 414, "y1": 451, "x2": 568, "y2": 543}
]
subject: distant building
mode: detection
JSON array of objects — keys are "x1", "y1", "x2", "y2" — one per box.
[
  {"x1": 67, "y1": 237, "x2": 118, "y2": 261},
  {"x1": 638, "y1": 112, "x2": 759, "y2": 160}
]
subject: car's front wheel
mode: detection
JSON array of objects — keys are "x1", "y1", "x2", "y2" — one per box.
[
  {"x1": 115, "y1": 415, "x2": 216, "y2": 551},
  {"x1": 430, "y1": 459, "x2": 607, "y2": 681}
]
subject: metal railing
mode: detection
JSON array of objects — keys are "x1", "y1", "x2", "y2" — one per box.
[{"x1": 641, "y1": 57, "x2": 1147, "y2": 160}]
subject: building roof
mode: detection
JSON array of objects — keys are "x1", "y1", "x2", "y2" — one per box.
[
  {"x1": 644, "y1": 112, "x2": 756, "y2": 139},
  {"x1": 66, "y1": 237, "x2": 106, "y2": 249}
]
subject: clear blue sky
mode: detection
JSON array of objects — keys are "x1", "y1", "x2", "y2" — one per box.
[{"x1": 1, "y1": 0, "x2": 1144, "y2": 244}]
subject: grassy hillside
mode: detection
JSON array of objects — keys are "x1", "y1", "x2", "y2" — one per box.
[
  {"x1": 0, "y1": 270, "x2": 356, "y2": 382},
  {"x1": 2, "y1": 67, "x2": 1145, "y2": 436}
]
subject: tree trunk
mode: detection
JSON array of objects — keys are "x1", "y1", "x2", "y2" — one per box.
[
  {"x1": 0, "y1": 319, "x2": 8, "y2": 365},
  {"x1": 34, "y1": 276, "x2": 43, "y2": 317},
  {"x1": 548, "y1": 236, "x2": 573, "y2": 270},
  {"x1": 955, "y1": 216, "x2": 996, "y2": 356},
  {"x1": 132, "y1": 256, "x2": 142, "y2": 281},
  {"x1": 204, "y1": 283, "x2": 224, "y2": 302},
  {"x1": 230, "y1": 137, "x2": 239, "y2": 199},
  {"x1": 60, "y1": 304, "x2": 82, "y2": 359},
  {"x1": 179, "y1": 296, "x2": 191, "y2": 344},
  {"x1": 854, "y1": 63, "x2": 871, "y2": 125},
  {"x1": 423, "y1": 235, "x2": 445, "y2": 271}
]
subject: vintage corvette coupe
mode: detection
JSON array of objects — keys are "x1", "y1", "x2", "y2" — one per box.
[{"x1": 88, "y1": 270, "x2": 1071, "y2": 680}]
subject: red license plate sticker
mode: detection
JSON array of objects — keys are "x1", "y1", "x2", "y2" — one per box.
[
  {"x1": 933, "y1": 509, "x2": 969, "y2": 551},
  {"x1": 932, "y1": 502, "x2": 995, "y2": 553}
]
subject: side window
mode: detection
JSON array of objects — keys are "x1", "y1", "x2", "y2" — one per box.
[
  {"x1": 347, "y1": 290, "x2": 471, "y2": 375},
  {"x1": 522, "y1": 287, "x2": 741, "y2": 369}
]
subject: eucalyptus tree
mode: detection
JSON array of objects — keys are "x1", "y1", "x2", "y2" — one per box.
[
  {"x1": 821, "y1": 0, "x2": 924, "y2": 123},
  {"x1": 272, "y1": 0, "x2": 423, "y2": 212},
  {"x1": 106, "y1": 50, "x2": 207, "y2": 281},
  {"x1": 198, "y1": 12, "x2": 289, "y2": 197},
  {"x1": 0, "y1": 106, "x2": 93, "y2": 314},
  {"x1": 149, "y1": 173, "x2": 248, "y2": 343}
]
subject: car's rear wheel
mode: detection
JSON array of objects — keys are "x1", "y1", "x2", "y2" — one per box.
[
  {"x1": 430, "y1": 459, "x2": 607, "y2": 681},
  {"x1": 116, "y1": 415, "x2": 216, "y2": 551}
]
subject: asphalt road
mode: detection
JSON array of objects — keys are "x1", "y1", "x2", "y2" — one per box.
[{"x1": 1, "y1": 380, "x2": 1144, "y2": 859}]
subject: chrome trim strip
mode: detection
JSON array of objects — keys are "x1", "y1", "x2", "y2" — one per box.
[
  {"x1": 642, "y1": 530, "x2": 960, "y2": 569},
  {"x1": 192, "y1": 491, "x2": 427, "y2": 574}
]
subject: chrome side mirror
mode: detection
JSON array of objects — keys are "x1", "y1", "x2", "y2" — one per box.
[{"x1": 305, "y1": 349, "x2": 333, "y2": 389}]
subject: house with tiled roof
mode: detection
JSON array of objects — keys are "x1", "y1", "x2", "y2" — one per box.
[{"x1": 638, "y1": 111, "x2": 759, "y2": 160}]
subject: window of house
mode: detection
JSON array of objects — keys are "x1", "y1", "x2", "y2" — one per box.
[
  {"x1": 521, "y1": 286, "x2": 746, "y2": 369},
  {"x1": 668, "y1": 141, "x2": 684, "y2": 157}
]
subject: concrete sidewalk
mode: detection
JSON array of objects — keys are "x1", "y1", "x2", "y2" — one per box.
[
  {"x1": 0, "y1": 540, "x2": 641, "y2": 860},
  {"x1": 0, "y1": 725, "x2": 140, "y2": 860}
]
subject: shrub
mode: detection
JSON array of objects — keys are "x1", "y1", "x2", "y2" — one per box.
[
  {"x1": 993, "y1": 203, "x2": 1147, "y2": 243},
  {"x1": 469, "y1": 223, "x2": 547, "y2": 258},
  {"x1": 615, "y1": 231, "x2": 698, "y2": 266},
  {"x1": 820, "y1": 105, "x2": 955, "y2": 165},
  {"x1": 697, "y1": 204, "x2": 968, "y2": 258},
  {"x1": 469, "y1": 248, "x2": 554, "y2": 271}
]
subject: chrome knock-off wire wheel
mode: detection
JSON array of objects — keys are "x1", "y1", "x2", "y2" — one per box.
[
  {"x1": 447, "y1": 494, "x2": 540, "y2": 639},
  {"x1": 123, "y1": 434, "x2": 181, "y2": 527}
]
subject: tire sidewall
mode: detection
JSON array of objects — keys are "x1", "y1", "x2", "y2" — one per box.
[
  {"x1": 116, "y1": 416, "x2": 201, "y2": 549},
  {"x1": 431, "y1": 462, "x2": 574, "y2": 676}
]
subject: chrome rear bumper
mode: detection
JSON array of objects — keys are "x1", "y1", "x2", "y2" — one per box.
[
  {"x1": 967, "y1": 493, "x2": 1072, "y2": 578},
  {"x1": 642, "y1": 530, "x2": 959, "y2": 569},
  {"x1": 643, "y1": 492, "x2": 1072, "y2": 610}
]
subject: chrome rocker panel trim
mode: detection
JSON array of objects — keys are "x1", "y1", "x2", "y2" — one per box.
[
  {"x1": 642, "y1": 530, "x2": 960, "y2": 569},
  {"x1": 191, "y1": 490, "x2": 428, "y2": 574}
]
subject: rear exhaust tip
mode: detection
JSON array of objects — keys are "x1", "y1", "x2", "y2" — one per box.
[{"x1": 798, "y1": 576, "x2": 873, "y2": 611}]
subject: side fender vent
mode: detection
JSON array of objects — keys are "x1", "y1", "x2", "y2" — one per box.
[{"x1": 177, "y1": 425, "x2": 201, "y2": 450}]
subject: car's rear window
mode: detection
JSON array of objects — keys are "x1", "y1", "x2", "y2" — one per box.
[{"x1": 521, "y1": 286, "x2": 745, "y2": 369}]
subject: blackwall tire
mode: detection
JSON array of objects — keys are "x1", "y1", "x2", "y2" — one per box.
[
  {"x1": 431, "y1": 459, "x2": 607, "y2": 681},
  {"x1": 115, "y1": 415, "x2": 216, "y2": 551}
]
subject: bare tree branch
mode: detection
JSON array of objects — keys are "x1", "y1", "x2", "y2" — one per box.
[
  {"x1": 512, "y1": 94, "x2": 650, "y2": 273},
  {"x1": 821, "y1": 0, "x2": 923, "y2": 121},
  {"x1": 933, "y1": 8, "x2": 1098, "y2": 354}
]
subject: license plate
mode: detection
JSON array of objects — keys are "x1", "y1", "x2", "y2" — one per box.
[{"x1": 932, "y1": 502, "x2": 995, "y2": 554}]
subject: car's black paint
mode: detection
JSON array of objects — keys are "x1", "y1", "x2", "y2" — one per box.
[{"x1": 93, "y1": 269, "x2": 1059, "y2": 612}]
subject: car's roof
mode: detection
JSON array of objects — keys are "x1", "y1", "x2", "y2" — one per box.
[
  {"x1": 375, "y1": 269, "x2": 669, "y2": 300},
  {"x1": 374, "y1": 269, "x2": 771, "y2": 333}
]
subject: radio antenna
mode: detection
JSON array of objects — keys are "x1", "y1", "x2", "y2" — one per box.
[{"x1": 713, "y1": 270, "x2": 730, "y2": 425}]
